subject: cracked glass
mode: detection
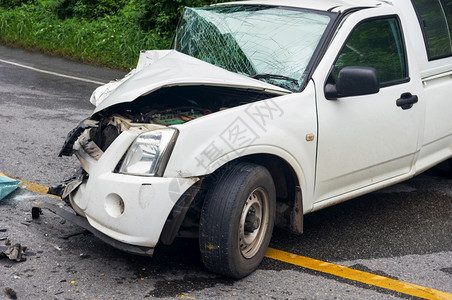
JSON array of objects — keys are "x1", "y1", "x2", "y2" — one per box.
[{"x1": 173, "y1": 5, "x2": 333, "y2": 91}]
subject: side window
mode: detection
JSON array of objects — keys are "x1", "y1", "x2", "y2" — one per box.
[
  {"x1": 412, "y1": 0, "x2": 452, "y2": 59},
  {"x1": 333, "y1": 17, "x2": 407, "y2": 86}
]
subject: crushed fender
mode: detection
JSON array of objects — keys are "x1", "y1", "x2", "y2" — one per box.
[{"x1": 0, "y1": 175, "x2": 21, "y2": 201}]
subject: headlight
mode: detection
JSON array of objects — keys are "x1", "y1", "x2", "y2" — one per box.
[{"x1": 119, "y1": 128, "x2": 177, "y2": 176}]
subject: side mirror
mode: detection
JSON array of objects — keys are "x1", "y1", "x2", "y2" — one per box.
[{"x1": 325, "y1": 66, "x2": 380, "y2": 99}]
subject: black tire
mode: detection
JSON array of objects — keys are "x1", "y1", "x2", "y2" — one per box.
[
  {"x1": 448, "y1": 159, "x2": 452, "y2": 178},
  {"x1": 199, "y1": 162, "x2": 276, "y2": 278}
]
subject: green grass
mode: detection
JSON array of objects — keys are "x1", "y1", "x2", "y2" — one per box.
[{"x1": 0, "y1": 5, "x2": 170, "y2": 69}]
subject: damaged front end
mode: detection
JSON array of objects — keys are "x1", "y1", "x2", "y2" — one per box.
[
  {"x1": 49, "y1": 49, "x2": 287, "y2": 255},
  {"x1": 51, "y1": 113, "x2": 195, "y2": 253}
]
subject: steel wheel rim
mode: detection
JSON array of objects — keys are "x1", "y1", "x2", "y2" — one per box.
[{"x1": 238, "y1": 187, "x2": 269, "y2": 259}]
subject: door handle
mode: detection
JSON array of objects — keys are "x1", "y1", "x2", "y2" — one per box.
[{"x1": 396, "y1": 93, "x2": 418, "y2": 110}]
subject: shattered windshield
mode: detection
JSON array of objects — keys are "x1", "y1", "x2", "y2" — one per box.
[{"x1": 173, "y1": 5, "x2": 333, "y2": 91}]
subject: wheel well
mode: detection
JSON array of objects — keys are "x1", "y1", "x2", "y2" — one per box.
[
  {"x1": 162, "y1": 154, "x2": 303, "y2": 245},
  {"x1": 235, "y1": 154, "x2": 298, "y2": 201},
  {"x1": 234, "y1": 154, "x2": 303, "y2": 234}
]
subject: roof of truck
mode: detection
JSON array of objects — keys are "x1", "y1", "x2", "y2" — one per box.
[{"x1": 215, "y1": 0, "x2": 392, "y2": 13}]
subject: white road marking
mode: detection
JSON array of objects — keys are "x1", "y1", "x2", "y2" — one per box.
[{"x1": 0, "y1": 58, "x2": 106, "y2": 85}]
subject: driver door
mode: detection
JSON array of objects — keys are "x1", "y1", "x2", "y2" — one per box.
[{"x1": 314, "y1": 16, "x2": 424, "y2": 203}]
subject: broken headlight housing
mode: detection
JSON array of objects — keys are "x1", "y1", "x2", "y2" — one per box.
[{"x1": 119, "y1": 128, "x2": 177, "y2": 176}]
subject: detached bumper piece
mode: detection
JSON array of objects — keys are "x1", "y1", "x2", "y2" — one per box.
[
  {"x1": 32, "y1": 202, "x2": 154, "y2": 256},
  {"x1": 47, "y1": 169, "x2": 86, "y2": 204},
  {"x1": 59, "y1": 119, "x2": 99, "y2": 157}
]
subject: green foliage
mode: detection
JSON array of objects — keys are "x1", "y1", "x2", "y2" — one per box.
[
  {"x1": 122, "y1": 0, "x2": 230, "y2": 38},
  {"x1": 0, "y1": 0, "x2": 33, "y2": 8},
  {"x1": 0, "y1": 0, "x2": 234, "y2": 69},
  {"x1": 39, "y1": 0, "x2": 129, "y2": 20},
  {"x1": 0, "y1": 4, "x2": 167, "y2": 68}
]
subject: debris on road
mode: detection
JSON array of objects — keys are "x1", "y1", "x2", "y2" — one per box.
[
  {"x1": 0, "y1": 175, "x2": 21, "y2": 201},
  {"x1": 59, "y1": 229, "x2": 89, "y2": 240},
  {"x1": 31, "y1": 206, "x2": 42, "y2": 219},
  {"x1": 79, "y1": 253, "x2": 91, "y2": 259},
  {"x1": 0, "y1": 243, "x2": 27, "y2": 262},
  {"x1": 0, "y1": 229, "x2": 7, "y2": 242},
  {"x1": 4, "y1": 287, "x2": 17, "y2": 299}
]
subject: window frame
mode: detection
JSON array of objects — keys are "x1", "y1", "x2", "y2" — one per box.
[
  {"x1": 411, "y1": 0, "x2": 452, "y2": 61},
  {"x1": 330, "y1": 15, "x2": 410, "y2": 89}
]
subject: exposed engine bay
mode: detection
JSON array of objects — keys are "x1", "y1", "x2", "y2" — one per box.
[
  {"x1": 98, "y1": 85, "x2": 279, "y2": 123},
  {"x1": 60, "y1": 85, "x2": 280, "y2": 157}
]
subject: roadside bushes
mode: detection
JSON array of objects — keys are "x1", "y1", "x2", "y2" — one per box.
[
  {"x1": 0, "y1": 0, "x2": 231, "y2": 69},
  {"x1": 0, "y1": 0, "x2": 34, "y2": 7}
]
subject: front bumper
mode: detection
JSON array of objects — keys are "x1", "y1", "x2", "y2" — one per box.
[
  {"x1": 32, "y1": 202, "x2": 155, "y2": 256},
  {"x1": 70, "y1": 174, "x2": 197, "y2": 248},
  {"x1": 67, "y1": 128, "x2": 198, "y2": 248}
]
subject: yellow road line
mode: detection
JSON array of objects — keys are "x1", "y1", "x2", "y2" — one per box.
[
  {"x1": 0, "y1": 172, "x2": 60, "y2": 199},
  {"x1": 265, "y1": 248, "x2": 452, "y2": 300},
  {"x1": 2, "y1": 173, "x2": 451, "y2": 299}
]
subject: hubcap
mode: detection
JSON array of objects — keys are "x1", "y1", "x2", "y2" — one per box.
[{"x1": 238, "y1": 187, "x2": 269, "y2": 259}]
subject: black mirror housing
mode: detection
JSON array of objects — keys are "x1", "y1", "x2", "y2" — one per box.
[{"x1": 325, "y1": 66, "x2": 380, "y2": 99}]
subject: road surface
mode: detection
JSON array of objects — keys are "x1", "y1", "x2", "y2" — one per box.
[{"x1": 0, "y1": 44, "x2": 451, "y2": 299}]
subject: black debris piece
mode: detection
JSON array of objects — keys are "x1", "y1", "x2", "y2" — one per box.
[
  {"x1": 4, "y1": 287, "x2": 17, "y2": 299},
  {"x1": 59, "y1": 230, "x2": 89, "y2": 240},
  {"x1": 31, "y1": 207, "x2": 42, "y2": 220},
  {"x1": 47, "y1": 184, "x2": 65, "y2": 198},
  {"x1": 59, "y1": 118, "x2": 98, "y2": 157}
]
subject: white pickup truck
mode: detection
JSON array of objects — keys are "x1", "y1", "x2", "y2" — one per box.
[{"x1": 54, "y1": 0, "x2": 452, "y2": 278}]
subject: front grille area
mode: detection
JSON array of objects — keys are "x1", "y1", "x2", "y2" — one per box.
[{"x1": 89, "y1": 124, "x2": 120, "y2": 152}]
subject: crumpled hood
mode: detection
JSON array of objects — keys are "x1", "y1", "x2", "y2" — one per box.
[{"x1": 91, "y1": 50, "x2": 290, "y2": 114}]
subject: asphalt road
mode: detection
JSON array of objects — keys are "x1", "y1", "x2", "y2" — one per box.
[{"x1": 0, "y1": 44, "x2": 451, "y2": 299}]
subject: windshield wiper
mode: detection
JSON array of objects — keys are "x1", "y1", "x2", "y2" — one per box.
[{"x1": 251, "y1": 74, "x2": 298, "y2": 83}]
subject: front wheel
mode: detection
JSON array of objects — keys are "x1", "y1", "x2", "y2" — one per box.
[
  {"x1": 199, "y1": 163, "x2": 276, "y2": 278},
  {"x1": 448, "y1": 159, "x2": 452, "y2": 178}
]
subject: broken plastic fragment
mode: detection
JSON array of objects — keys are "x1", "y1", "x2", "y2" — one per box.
[
  {"x1": 0, "y1": 243, "x2": 27, "y2": 262},
  {"x1": 0, "y1": 175, "x2": 21, "y2": 201}
]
